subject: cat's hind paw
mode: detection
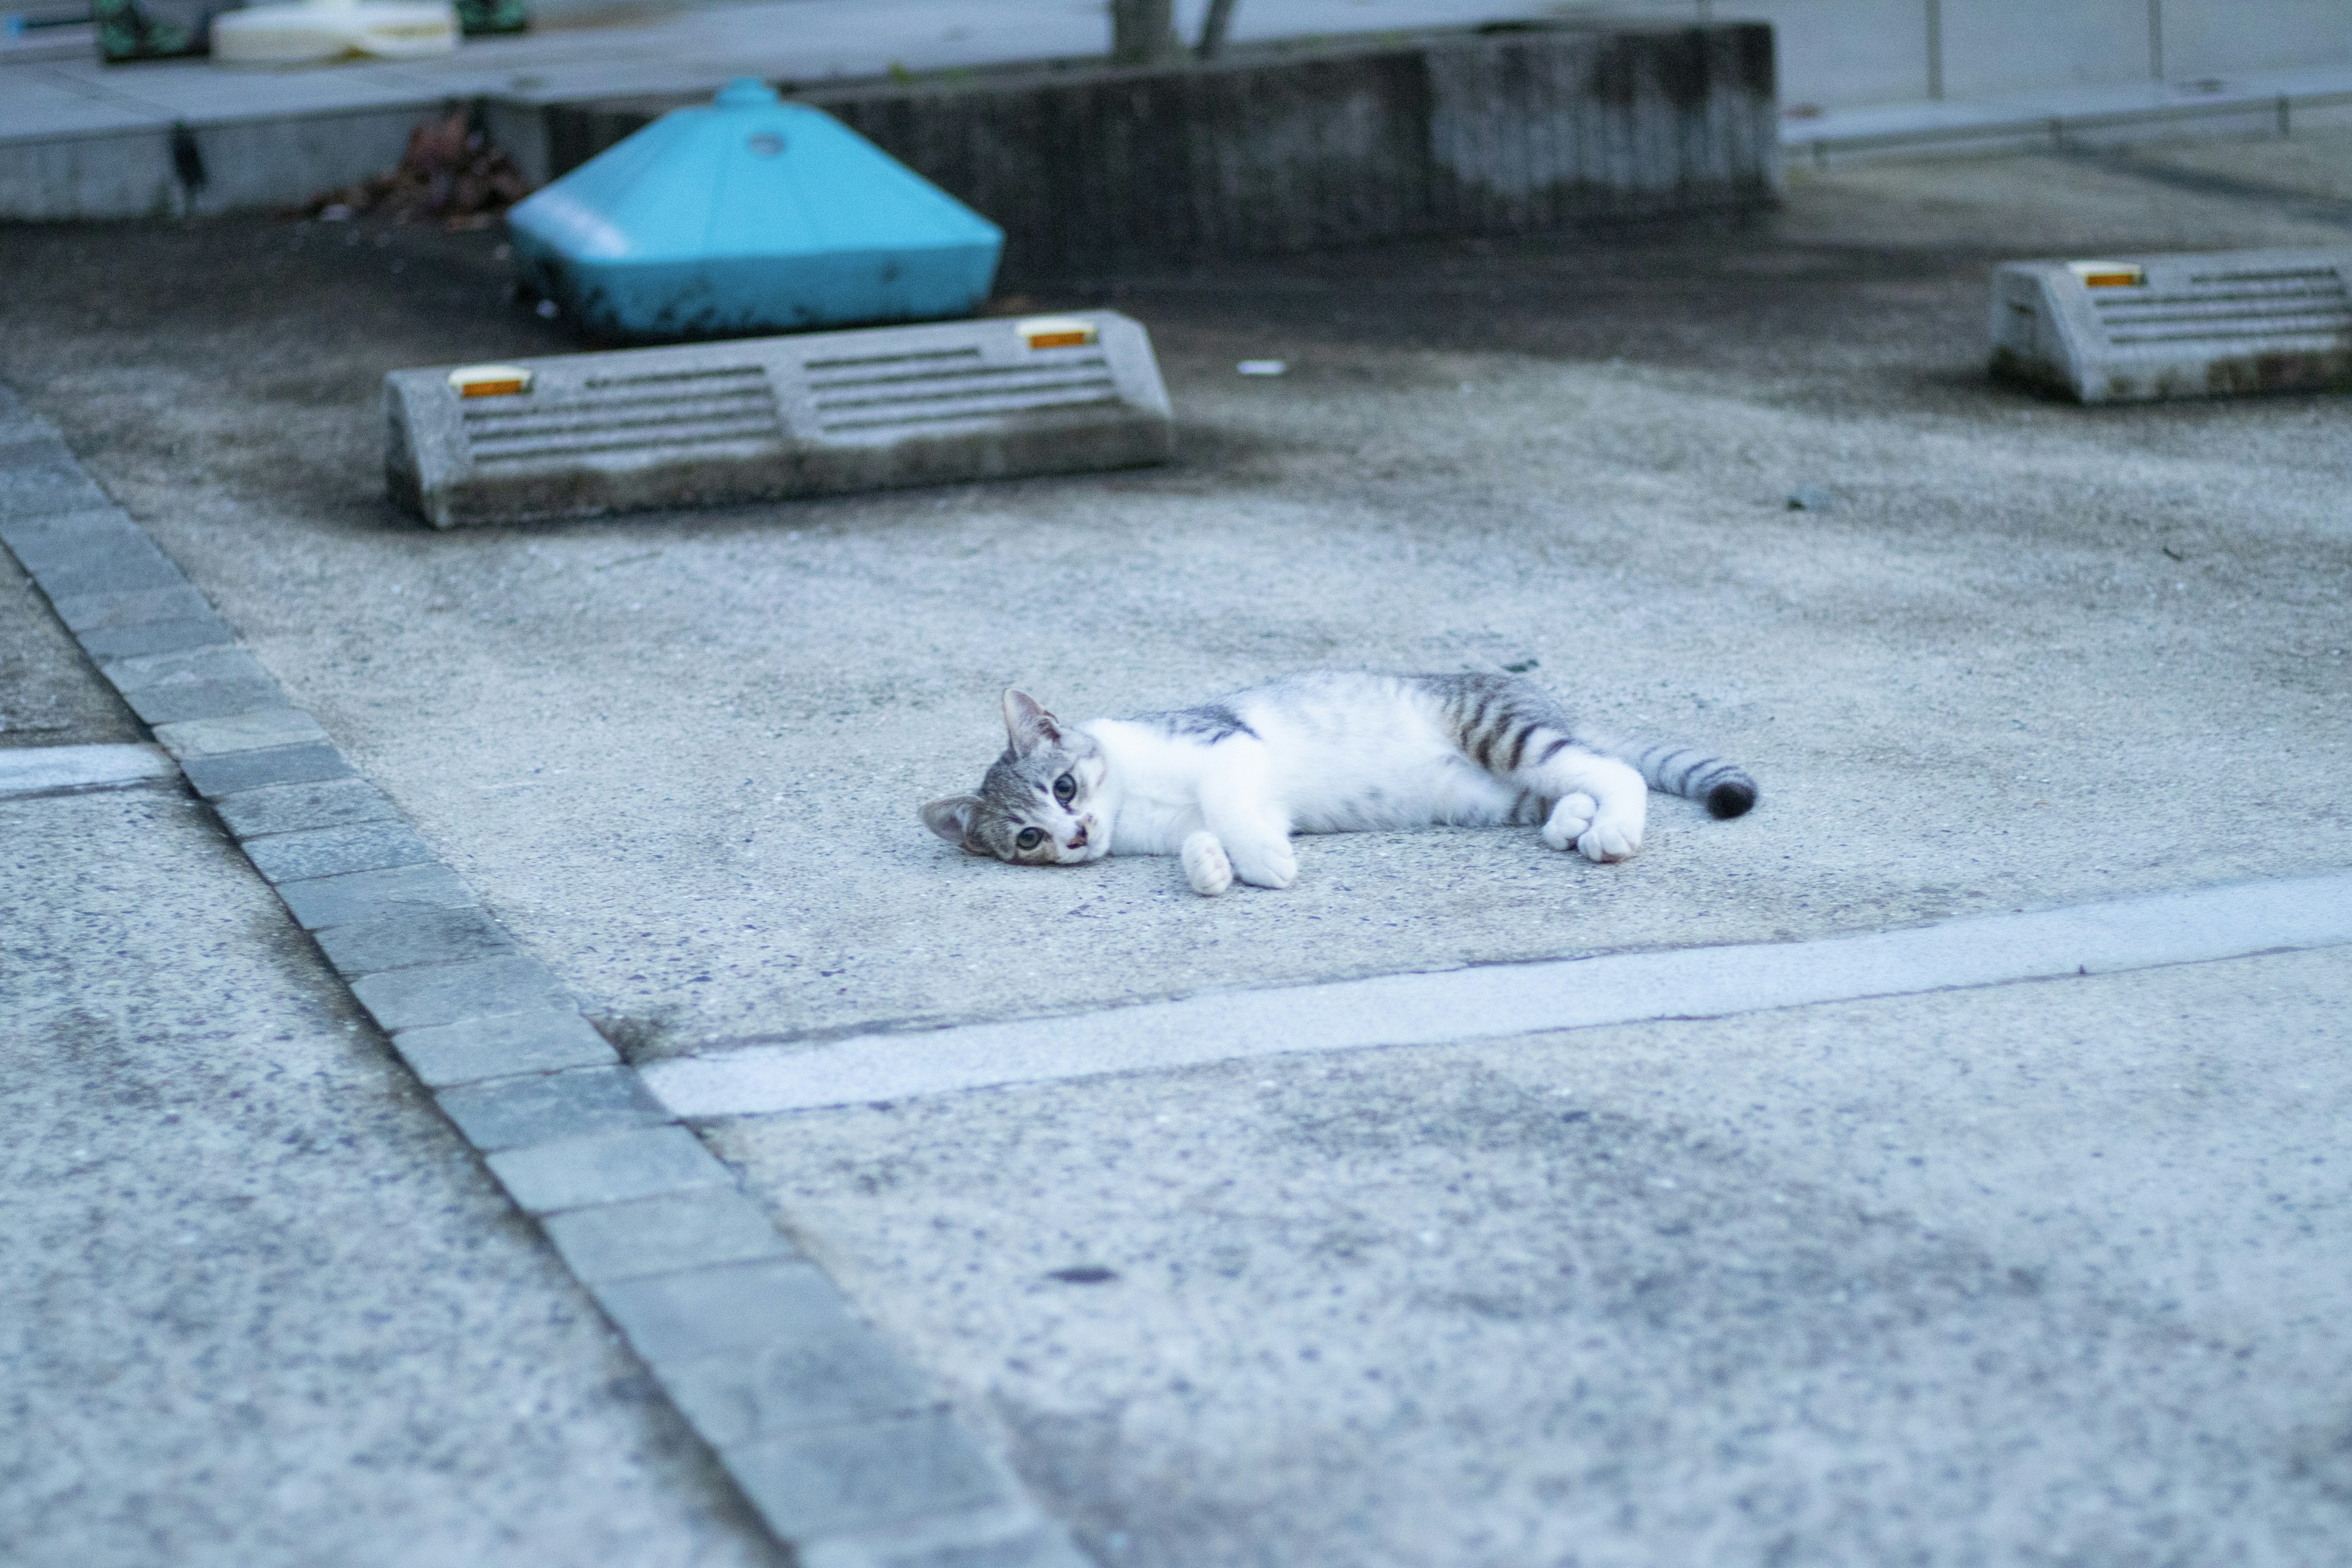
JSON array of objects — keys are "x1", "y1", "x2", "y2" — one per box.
[
  {"x1": 1542, "y1": 793, "x2": 1598, "y2": 853},
  {"x1": 1182, "y1": 831, "x2": 1233, "y2": 897}
]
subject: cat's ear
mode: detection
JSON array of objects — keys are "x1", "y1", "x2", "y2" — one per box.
[
  {"x1": 919, "y1": 795, "x2": 982, "y2": 847},
  {"x1": 1001, "y1": 689, "x2": 1063, "y2": 753}
]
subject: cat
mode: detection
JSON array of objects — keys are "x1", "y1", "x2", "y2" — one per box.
[{"x1": 919, "y1": 671, "x2": 1757, "y2": 897}]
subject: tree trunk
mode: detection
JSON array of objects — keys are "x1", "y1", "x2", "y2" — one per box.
[{"x1": 1109, "y1": 0, "x2": 1180, "y2": 66}]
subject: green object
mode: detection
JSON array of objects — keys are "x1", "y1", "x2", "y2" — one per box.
[
  {"x1": 94, "y1": 0, "x2": 230, "y2": 59},
  {"x1": 453, "y1": 0, "x2": 524, "y2": 34}
]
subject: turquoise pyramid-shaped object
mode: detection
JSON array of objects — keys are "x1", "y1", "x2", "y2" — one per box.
[{"x1": 507, "y1": 78, "x2": 1004, "y2": 341}]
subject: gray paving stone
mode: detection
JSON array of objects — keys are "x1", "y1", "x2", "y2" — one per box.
[
  {"x1": 154, "y1": 707, "x2": 329, "y2": 761},
  {"x1": 434, "y1": 1065, "x2": 669, "y2": 1152},
  {"x1": 74, "y1": 613, "x2": 236, "y2": 662},
  {"x1": 722, "y1": 1412, "x2": 1012, "y2": 1544},
  {"x1": 486, "y1": 1124, "x2": 731, "y2": 1215},
  {"x1": 102, "y1": 644, "x2": 271, "y2": 694},
  {"x1": 241, "y1": 820, "x2": 435, "y2": 884},
  {"x1": 211, "y1": 777, "x2": 401, "y2": 838},
  {"x1": 391, "y1": 1009, "x2": 620, "y2": 1088},
  {"x1": 0, "y1": 505, "x2": 146, "y2": 567},
  {"x1": 274, "y1": 858, "x2": 475, "y2": 930},
  {"x1": 0, "y1": 458, "x2": 111, "y2": 519},
  {"x1": 543, "y1": 1188, "x2": 797, "y2": 1287},
  {"x1": 350, "y1": 952, "x2": 569, "y2": 1033},
  {"x1": 29, "y1": 543, "x2": 186, "y2": 599},
  {"x1": 121, "y1": 676, "x2": 283, "y2": 727},
  {"x1": 592, "y1": 1258, "x2": 854, "y2": 1364},
  {"x1": 314, "y1": 903, "x2": 516, "y2": 976},
  {"x1": 180, "y1": 741, "x2": 352, "y2": 798},
  {"x1": 656, "y1": 1324, "x2": 935, "y2": 1449},
  {"x1": 0, "y1": 432, "x2": 74, "y2": 470},
  {"x1": 800, "y1": 1508, "x2": 1095, "y2": 1568},
  {"x1": 46, "y1": 582, "x2": 216, "y2": 633}
]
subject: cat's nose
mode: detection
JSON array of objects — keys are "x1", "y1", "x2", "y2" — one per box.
[{"x1": 1066, "y1": 824, "x2": 1088, "y2": 850}]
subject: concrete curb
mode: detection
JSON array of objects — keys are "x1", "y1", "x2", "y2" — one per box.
[{"x1": 0, "y1": 380, "x2": 1095, "y2": 1568}]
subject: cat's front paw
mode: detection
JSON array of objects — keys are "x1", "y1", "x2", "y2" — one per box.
[
  {"x1": 1182, "y1": 831, "x2": 1233, "y2": 896},
  {"x1": 1229, "y1": 835, "x2": 1298, "y2": 890},
  {"x1": 1577, "y1": 815, "x2": 1642, "y2": 863},
  {"x1": 1542, "y1": 793, "x2": 1597, "y2": 853}
]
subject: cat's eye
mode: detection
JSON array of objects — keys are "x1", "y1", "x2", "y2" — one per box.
[
  {"x1": 1016, "y1": 827, "x2": 1045, "y2": 851},
  {"x1": 1053, "y1": 773, "x2": 1076, "y2": 804}
]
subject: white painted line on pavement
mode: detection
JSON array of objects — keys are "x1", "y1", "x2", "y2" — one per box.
[
  {"x1": 0, "y1": 742, "x2": 176, "y2": 801},
  {"x1": 646, "y1": 871, "x2": 2352, "y2": 1118}
]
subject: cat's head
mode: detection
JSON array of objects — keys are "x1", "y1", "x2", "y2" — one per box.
[{"x1": 920, "y1": 690, "x2": 1111, "y2": 867}]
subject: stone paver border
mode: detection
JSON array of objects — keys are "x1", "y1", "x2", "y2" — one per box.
[{"x1": 0, "y1": 382, "x2": 1093, "y2": 1568}]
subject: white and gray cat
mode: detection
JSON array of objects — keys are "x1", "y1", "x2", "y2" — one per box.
[{"x1": 920, "y1": 671, "x2": 1756, "y2": 896}]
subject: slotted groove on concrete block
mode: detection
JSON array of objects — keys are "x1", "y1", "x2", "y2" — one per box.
[
  {"x1": 211, "y1": 776, "x2": 401, "y2": 839},
  {"x1": 722, "y1": 1411, "x2": 1013, "y2": 1544},
  {"x1": 391, "y1": 1009, "x2": 620, "y2": 1087},
  {"x1": 153, "y1": 707, "x2": 330, "y2": 761},
  {"x1": 241, "y1": 820, "x2": 435, "y2": 884},
  {"x1": 350, "y1": 952, "x2": 570, "y2": 1033},
  {"x1": 314, "y1": 903, "x2": 517, "y2": 976},
  {"x1": 434, "y1": 1064, "x2": 669, "y2": 1152},
  {"x1": 542, "y1": 1188, "x2": 796, "y2": 1286},
  {"x1": 485, "y1": 1123, "x2": 730, "y2": 1213},
  {"x1": 274, "y1": 859, "x2": 476, "y2": 930},
  {"x1": 593, "y1": 1257, "x2": 866, "y2": 1365}
]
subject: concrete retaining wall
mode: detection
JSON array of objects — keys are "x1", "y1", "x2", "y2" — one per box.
[{"x1": 550, "y1": 23, "x2": 1780, "y2": 277}]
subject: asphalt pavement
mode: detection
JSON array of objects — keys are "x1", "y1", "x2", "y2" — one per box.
[{"x1": 4, "y1": 133, "x2": 2350, "y2": 1566}]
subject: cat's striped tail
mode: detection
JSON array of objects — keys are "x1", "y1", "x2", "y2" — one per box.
[{"x1": 1586, "y1": 734, "x2": 1758, "y2": 820}]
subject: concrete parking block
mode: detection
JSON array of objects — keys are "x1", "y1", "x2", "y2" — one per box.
[
  {"x1": 273, "y1": 858, "x2": 475, "y2": 930},
  {"x1": 314, "y1": 903, "x2": 516, "y2": 976},
  {"x1": 485, "y1": 1123, "x2": 731, "y2": 1214},
  {"x1": 102, "y1": 644, "x2": 271, "y2": 694},
  {"x1": 592, "y1": 1258, "x2": 857, "y2": 1364},
  {"x1": 722, "y1": 1412, "x2": 1012, "y2": 1544},
  {"x1": 391, "y1": 1009, "x2": 621, "y2": 1087},
  {"x1": 0, "y1": 742, "x2": 176, "y2": 801},
  {"x1": 350, "y1": 951, "x2": 570, "y2": 1033},
  {"x1": 799, "y1": 1507, "x2": 1094, "y2": 1568},
  {"x1": 45, "y1": 581, "x2": 215, "y2": 633},
  {"x1": 178, "y1": 741, "x2": 352, "y2": 798},
  {"x1": 120, "y1": 676, "x2": 282, "y2": 727},
  {"x1": 241, "y1": 820, "x2": 434, "y2": 884},
  {"x1": 542, "y1": 1188, "x2": 796, "y2": 1287},
  {"x1": 655, "y1": 1325, "x2": 935, "y2": 1449},
  {"x1": 153, "y1": 706, "x2": 329, "y2": 760},
  {"x1": 433, "y1": 1064, "x2": 668, "y2": 1152},
  {"x1": 73, "y1": 612, "x2": 235, "y2": 662},
  {"x1": 210, "y1": 776, "x2": 399, "y2": 838}
]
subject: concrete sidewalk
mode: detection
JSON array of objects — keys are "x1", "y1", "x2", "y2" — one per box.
[{"x1": 5, "y1": 135, "x2": 2351, "y2": 1564}]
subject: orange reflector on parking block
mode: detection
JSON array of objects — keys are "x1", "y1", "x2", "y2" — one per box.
[
  {"x1": 2067, "y1": 260, "x2": 2146, "y2": 288},
  {"x1": 1017, "y1": 316, "x2": 1097, "y2": 349},
  {"x1": 448, "y1": 364, "x2": 534, "y2": 398}
]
